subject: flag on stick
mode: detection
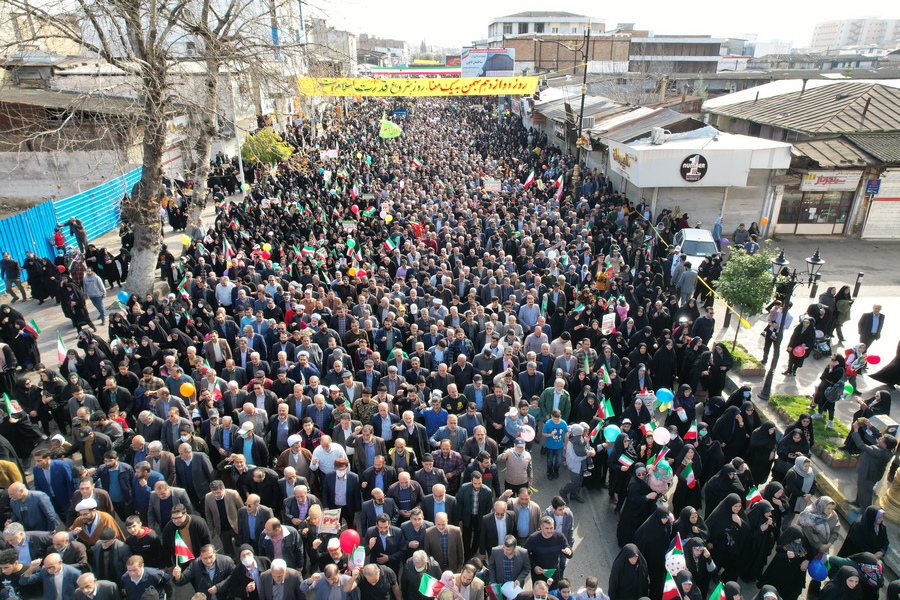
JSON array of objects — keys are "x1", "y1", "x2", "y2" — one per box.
[
  {"x1": 3, "y1": 393, "x2": 23, "y2": 416},
  {"x1": 28, "y1": 319, "x2": 41, "y2": 335},
  {"x1": 661, "y1": 570, "x2": 681, "y2": 600},
  {"x1": 174, "y1": 530, "x2": 194, "y2": 564},
  {"x1": 555, "y1": 175, "x2": 564, "y2": 202},
  {"x1": 746, "y1": 486, "x2": 763, "y2": 506},
  {"x1": 708, "y1": 582, "x2": 725, "y2": 600},
  {"x1": 618, "y1": 454, "x2": 635, "y2": 468},
  {"x1": 418, "y1": 573, "x2": 443, "y2": 598},
  {"x1": 681, "y1": 463, "x2": 697, "y2": 488},
  {"x1": 684, "y1": 420, "x2": 698, "y2": 441},
  {"x1": 57, "y1": 332, "x2": 67, "y2": 365},
  {"x1": 596, "y1": 397, "x2": 615, "y2": 420},
  {"x1": 523, "y1": 169, "x2": 535, "y2": 189}
]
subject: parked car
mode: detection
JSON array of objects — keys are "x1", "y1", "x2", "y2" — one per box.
[{"x1": 673, "y1": 228, "x2": 719, "y2": 271}]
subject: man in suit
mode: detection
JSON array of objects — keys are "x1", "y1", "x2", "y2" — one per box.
[
  {"x1": 204, "y1": 479, "x2": 242, "y2": 556},
  {"x1": 259, "y1": 559, "x2": 304, "y2": 600},
  {"x1": 65, "y1": 479, "x2": 114, "y2": 527},
  {"x1": 75, "y1": 572, "x2": 120, "y2": 600},
  {"x1": 93, "y1": 450, "x2": 136, "y2": 521},
  {"x1": 259, "y1": 518, "x2": 304, "y2": 569},
  {"x1": 283, "y1": 484, "x2": 321, "y2": 529},
  {"x1": 32, "y1": 449, "x2": 74, "y2": 518},
  {"x1": 455, "y1": 473, "x2": 494, "y2": 557},
  {"x1": 480, "y1": 500, "x2": 517, "y2": 556},
  {"x1": 398, "y1": 508, "x2": 432, "y2": 561},
  {"x1": 488, "y1": 536, "x2": 530, "y2": 588},
  {"x1": 322, "y1": 458, "x2": 361, "y2": 525},
  {"x1": 422, "y1": 484, "x2": 456, "y2": 523},
  {"x1": 452, "y1": 564, "x2": 485, "y2": 600},
  {"x1": 232, "y1": 420, "x2": 270, "y2": 468},
  {"x1": 394, "y1": 410, "x2": 430, "y2": 461},
  {"x1": 19, "y1": 553, "x2": 80, "y2": 600},
  {"x1": 136, "y1": 411, "x2": 164, "y2": 448},
  {"x1": 350, "y1": 425, "x2": 388, "y2": 475},
  {"x1": 363, "y1": 513, "x2": 405, "y2": 574},
  {"x1": 360, "y1": 488, "x2": 399, "y2": 531},
  {"x1": 161, "y1": 404, "x2": 193, "y2": 452},
  {"x1": 148, "y1": 481, "x2": 193, "y2": 535},
  {"x1": 460, "y1": 426, "x2": 500, "y2": 465},
  {"x1": 2, "y1": 524, "x2": 52, "y2": 563},
  {"x1": 8, "y1": 483, "x2": 58, "y2": 532},
  {"x1": 859, "y1": 304, "x2": 886, "y2": 348},
  {"x1": 90, "y1": 528, "x2": 132, "y2": 584},
  {"x1": 203, "y1": 331, "x2": 234, "y2": 371},
  {"x1": 236, "y1": 494, "x2": 273, "y2": 553},
  {"x1": 266, "y1": 403, "x2": 300, "y2": 459},
  {"x1": 121, "y1": 555, "x2": 171, "y2": 600},
  {"x1": 339, "y1": 372, "x2": 365, "y2": 405},
  {"x1": 175, "y1": 443, "x2": 214, "y2": 510},
  {"x1": 213, "y1": 414, "x2": 242, "y2": 459},
  {"x1": 360, "y1": 456, "x2": 396, "y2": 502},
  {"x1": 146, "y1": 441, "x2": 177, "y2": 485},
  {"x1": 423, "y1": 512, "x2": 464, "y2": 572},
  {"x1": 173, "y1": 543, "x2": 235, "y2": 597},
  {"x1": 161, "y1": 506, "x2": 212, "y2": 569},
  {"x1": 51, "y1": 531, "x2": 91, "y2": 572},
  {"x1": 277, "y1": 466, "x2": 309, "y2": 508}
]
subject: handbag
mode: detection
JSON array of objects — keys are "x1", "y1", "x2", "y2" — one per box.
[{"x1": 823, "y1": 375, "x2": 846, "y2": 404}]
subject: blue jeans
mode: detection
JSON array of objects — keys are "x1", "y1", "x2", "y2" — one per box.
[
  {"x1": 546, "y1": 447, "x2": 563, "y2": 474},
  {"x1": 89, "y1": 295, "x2": 106, "y2": 320}
]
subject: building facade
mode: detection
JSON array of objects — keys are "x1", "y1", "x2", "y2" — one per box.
[
  {"x1": 484, "y1": 12, "x2": 604, "y2": 45},
  {"x1": 811, "y1": 18, "x2": 900, "y2": 49}
]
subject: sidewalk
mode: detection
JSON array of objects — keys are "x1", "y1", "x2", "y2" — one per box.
[{"x1": 715, "y1": 236, "x2": 900, "y2": 576}]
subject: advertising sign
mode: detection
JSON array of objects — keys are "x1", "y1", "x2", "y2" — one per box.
[
  {"x1": 866, "y1": 179, "x2": 881, "y2": 195},
  {"x1": 296, "y1": 77, "x2": 537, "y2": 97},
  {"x1": 461, "y1": 48, "x2": 516, "y2": 77},
  {"x1": 800, "y1": 170, "x2": 862, "y2": 192},
  {"x1": 680, "y1": 154, "x2": 709, "y2": 183}
]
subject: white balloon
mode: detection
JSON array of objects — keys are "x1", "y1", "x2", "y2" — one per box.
[{"x1": 653, "y1": 427, "x2": 672, "y2": 446}]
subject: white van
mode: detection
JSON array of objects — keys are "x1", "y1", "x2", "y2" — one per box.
[{"x1": 672, "y1": 228, "x2": 719, "y2": 272}]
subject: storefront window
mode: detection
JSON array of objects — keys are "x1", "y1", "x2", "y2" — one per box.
[
  {"x1": 780, "y1": 188, "x2": 853, "y2": 225},
  {"x1": 778, "y1": 189, "x2": 802, "y2": 223}
]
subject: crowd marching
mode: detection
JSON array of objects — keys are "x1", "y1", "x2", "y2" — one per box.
[{"x1": 0, "y1": 96, "x2": 898, "y2": 600}]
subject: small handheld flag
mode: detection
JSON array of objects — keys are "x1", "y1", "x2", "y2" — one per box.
[
  {"x1": 684, "y1": 420, "x2": 698, "y2": 441},
  {"x1": 418, "y1": 573, "x2": 444, "y2": 597},
  {"x1": 661, "y1": 570, "x2": 681, "y2": 600},
  {"x1": 57, "y1": 332, "x2": 67, "y2": 365},
  {"x1": 681, "y1": 463, "x2": 696, "y2": 488},
  {"x1": 174, "y1": 530, "x2": 194, "y2": 563},
  {"x1": 708, "y1": 582, "x2": 725, "y2": 600},
  {"x1": 523, "y1": 170, "x2": 535, "y2": 189},
  {"x1": 3, "y1": 393, "x2": 23, "y2": 416},
  {"x1": 746, "y1": 486, "x2": 763, "y2": 506}
]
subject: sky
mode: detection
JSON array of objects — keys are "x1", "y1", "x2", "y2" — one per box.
[{"x1": 303, "y1": 0, "x2": 891, "y2": 51}]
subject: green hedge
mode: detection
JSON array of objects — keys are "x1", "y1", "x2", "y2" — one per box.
[
  {"x1": 731, "y1": 343, "x2": 764, "y2": 371},
  {"x1": 769, "y1": 393, "x2": 851, "y2": 460}
]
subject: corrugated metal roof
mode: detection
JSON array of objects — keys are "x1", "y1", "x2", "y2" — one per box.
[
  {"x1": 844, "y1": 133, "x2": 900, "y2": 164},
  {"x1": 703, "y1": 81, "x2": 900, "y2": 134},
  {"x1": 0, "y1": 86, "x2": 145, "y2": 115},
  {"x1": 792, "y1": 137, "x2": 877, "y2": 168},
  {"x1": 534, "y1": 96, "x2": 622, "y2": 122},
  {"x1": 601, "y1": 109, "x2": 700, "y2": 143}
]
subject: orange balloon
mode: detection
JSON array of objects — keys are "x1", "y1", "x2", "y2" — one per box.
[
  {"x1": 760, "y1": 217, "x2": 769, "y2": 226},
  {"x1": 180, "y1": 382, "x2": 195, "y2": 397}
]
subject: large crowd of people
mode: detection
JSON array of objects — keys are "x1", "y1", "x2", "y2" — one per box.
[{"x1": 0, "y1": 96, "x2": 897, "y2": 600}]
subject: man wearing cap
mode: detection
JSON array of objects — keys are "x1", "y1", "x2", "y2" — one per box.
[
  {"x1": 233, "y1": 421, "x2": 269, "y2": 469},
  {"x1": 322, "y1": 457, "x2": 361, "y2": 525},
  {"x1": 90, "y1": 527, "x2": 132, "y2": 584},
  {"x1": 70, "y1": 497, "x2": 125, "y2": 548},
  {"x1": 338, "y1": 371, "x2": 363, "y2": 405},
  {"x1": 499, "y1": 438, "x2": 533, "y2": 495},
  {"x1": 70, "y1": 426, "x2": 114, "y2": 468}
]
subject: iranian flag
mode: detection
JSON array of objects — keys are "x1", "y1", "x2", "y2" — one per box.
[
  {"x1": 223, "y1": 239, "x2": 234, "y2": 258},
  {"x1": 379, "y1": 98, "x2": 391, "y2": 108},
  {"x1": 412, "y1": 156, "x2": 422, "y2": 169},
  {"x1": 651, "y1": 448, "x2": 669, "y2": 467},
  {"x1": 665, "y1": 533, "x2": 686, "y2": 575},
  {"x1": 596, "y1": 397, "x2": 615, "y2": 420},
  {"x1": 684, "y1": 420, "x2": 698, "y2": 441},
  {"x1": 174, "y1": 530, "x2": 194, "y2": 563},
  {"x1": 3, "y1": 393, "x2": 23, "y2": 416},
  {"x1": 485, "y1": 584, "x2": 503, "y2": 600},
  {"x1": 589, "y1": 423, "x2": 601, "y2": 444},
  {"x1": 523, "y1": 169, "x2": 535, "y2": 189},
  {"x1": 618, "y1": 454, "x2": 635, "y2": 468},
  {"x1": 302, "y1": 246, "x2": 316, "y2": 256},
  {"x1": 362, "y1": 206, "x2": 377, "y2": 218},
  {"x1": 681, "y1": 463, "x2": 697, "y2": 488},
  {"x1": 351, "y1": 181, "x2": 359, "y2": 200},
  {"x1": 598, "y1": 366, "x2": 611, "y2": 385},
  {"x1": 554, "y1": 174, "x2": 564, "y2": 187},
  {"x1": 384, "y1": 237, "x2": 397, "y2": 252},
  {"x1": 57, "y1": 332, "x2": 67, "y2": 365},
  {"x1": 662, "y1": 570, "x2": 681, "y2": 600},
  {"x1": 746, "y1": 486, "x2": 763, "y2": 506},
  {"x1": 708, "y1": 582, "x2": 726, "y2": 600},
  {"x1": 641, "y1": 421, "x2": 657, "y2": 437},
  {"x1": 554, "y1": 175, "x2": 564, "y2": 202},
  {"x1": 418, "y1": 573, "x2": 444, "y2": 598}
]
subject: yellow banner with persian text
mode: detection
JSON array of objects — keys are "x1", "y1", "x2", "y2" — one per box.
[{"x1": 296, "y1": 77, "x2": 539, "y2": 97}]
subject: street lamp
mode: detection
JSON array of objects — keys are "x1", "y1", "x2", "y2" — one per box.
[
  {"x1": 534, "y1": 25, "x2": 591, "y2": 199},
  {"x1": 758, "y1": 248, "x2": 826, "y2": 401}
]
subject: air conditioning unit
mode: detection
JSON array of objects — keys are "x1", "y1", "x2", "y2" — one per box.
[{"x1": 650, "y1": 127, "x2": 671, "y2": 145}]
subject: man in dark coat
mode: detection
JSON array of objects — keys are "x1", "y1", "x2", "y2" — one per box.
[{"x1": 851, "y1": 420, "x2": 896, "y2": 507}]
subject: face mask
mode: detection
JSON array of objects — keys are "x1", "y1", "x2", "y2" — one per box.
[
  {"x1": 743, "y1": 391, "x2": 750, "y2": 398},
  {"x1": 242, "y1": 556, "x2": 255, "y2": 567},
  {"x1": 699, "y1": 430, "x2": 708, "y2": 438},
  {"x1": 415, "y1": 565, "x2": 426, "y2": 573},
  {"x1": 180, "y1": 435, "x2": 190, "y2": 442},
  {"x1": 335, "y1": 469, "x2": 346, "y2": 477}
]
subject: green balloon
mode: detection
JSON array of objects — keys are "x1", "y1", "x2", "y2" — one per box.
[
  {"x1": 844, "y1": 382, "x2": 855, "y2": 394},
  {"x1": 347, "y1": 239, "x2": 356, "y2": 248}
]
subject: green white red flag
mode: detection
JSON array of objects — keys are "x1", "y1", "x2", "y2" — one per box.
[{"x1": 174, "y1": 530, "x2": 194, "y2": 563}]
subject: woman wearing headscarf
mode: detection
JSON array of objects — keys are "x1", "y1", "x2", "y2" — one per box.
[
  {"x1": 773, "y1": 426, "x2": 809, "y2": 483},
  {"x1": 665, "y1": 384, "x2": 696, "y2": 438},
  {"x1": 695, "y1": 422, "x2": 723, "y2": 490},
  {"x1": 703, "y1": 464, "x2": 743, "y2": 519},
  {"x1": 58, "y1": 277, "x2": 97, "y2": 333},
  {"x1": 834, "y1": 285, "x2": 854, "y2": 344},
  {"x1": 784, "y1": 314, "x2": 816, "y2": 376},
  {"x1": 741, "y1": 500, "x2": 776, "y2": 582},
  {"x1": 132, "y1": 337, "x2": 163, "y2": 372},
  {"x1": 702, "y1": 395, "x2": 726, "y2": 428},
  {"x1": 812, "y1": 353, "x2": 846, "y2": 425},
  {"x1": 675, "y1": 570, "x2": 701, "y2": 600},
  {"x1": 825, "y1": 552, "x2": 883, "y2": 600},
  {"x1": 624, "y1": 363, "x2": 653, "y2": 399},
  {"x1": 679, "y1": 337, "x2": 705, "y2": 387},
  {"x1": 616, "y1": 463, "x2": 657, "y2": 547},
  {"x1": 649, "y1": 338, "x2": 677, "y2": 391},
  {"x1": 620, "y1": 397, "x2": 652, "y2": 428},
  {"x1": 740, "y1": 401, "x2": 761, "y2": 437},
  {"x1": 689, "y1": 350, "x2": 712, "y2": 392},
  {"x1": 609, "y1": 433, "x2": 638, "y2": 508},
  {"x1": 705, "y1": 493, "x2": 749, "y2": 582},
  {"x1": 752, "y1": 585, "x2": 782, "y2": 600},
  {"x1": 731, "y1": 458, "x2": 755, "y2": 492},
  {"x1": 845, "y1": 343, "x2": 868, "y2": 394},
  {"x1": 674, "y1": 298, "x2": 700, "y2": 328},
  {"x1": 837, "y1": 506, "x2": 888, "y2": 558},
  {"x1": 817, "y1": 565, "x2": 862, "y2": 600},
  {"x1": 608, "y1": 544, "x2": 650, "y2": 600},
  {"x1": 674, "y1": 507, "x2": 709, "y2": 543},
  {"x1": 889, "y1": 580, "x2": 900, "y2": 600},
  {"x1": 761, "y1": 481, "x2": 788, "y2": 536},
  {"x1": 672, "y1": 445, "x2": 703, "y2": 515},
  {"x1": 627, "y1": 343, "x2": 652, "y2": 372},
  {"x1": 710, "y1": 406, "x2": 746, "y2": 462},
  {"x1": 706, "y1": 344, "x2": 733, "y2": 398},
  {"x1": 633, "y1": 507, "x2": 673, "y2": 600},
  {"x1": 722, "y1": 581, "x2": 742, "y2": 600},
  {"x1": 798, "y1": 496, "x2": 840, "y2": 561},
  {"x1": 871, "y1": 339, "x2": 900, "y2": 387},
  {"x1": 603, "y1": 368, "x2": 625, "y2": 419},
  {"x1": 744, "y1": 423, "x2": 776, "y2": 486},
  {"x1": 783, "y1": 456, "x2": 817, "y2": 513},
  {"x1": 683, "y1": 537, "x2": 716, "y2": 597},
  {"x1": 757, "y1": 525, "x2": 808, "y2": 600}
]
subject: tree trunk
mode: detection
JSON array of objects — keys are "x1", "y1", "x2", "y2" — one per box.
[
  {"x1": 188, "y1": 59, "x2": 220, "y2": 225},
  {"x1": 122, "y1": 67, "x2": 168, "y2": 297},
  {"x1": 732, "y1": 307, "x2": 743, "y2": 351}
]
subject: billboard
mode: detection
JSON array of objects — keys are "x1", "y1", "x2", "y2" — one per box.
[
  {"x1": 800, "y1": 170, "x2": 863, "y2": 192},
  {"x1": 296, "y1": 77, "x2": 538, "y2": 97},
  {"x1": 461, "y1": 48, "x2": 515, "y2": 77},
  {"x1": 445, "y1": 55, "x2": 461, "y2": 67}
]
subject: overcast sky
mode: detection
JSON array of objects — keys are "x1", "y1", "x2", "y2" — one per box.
[{"x1": 303, "y1": 0, "x2": 890, "y2": 51}]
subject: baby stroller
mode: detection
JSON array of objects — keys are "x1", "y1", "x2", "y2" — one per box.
[{"x1": 811, "y1": 329, "x2": 833, "y2": 359}]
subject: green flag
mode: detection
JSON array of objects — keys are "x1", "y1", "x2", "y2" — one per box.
[{"x1": 379, "y1": 115, "x2": 403, "y2": 139}]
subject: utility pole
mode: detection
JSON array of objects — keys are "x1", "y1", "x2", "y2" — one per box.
[{"x1": 572, "y1": 24, "x2": 590, "y2": 200}]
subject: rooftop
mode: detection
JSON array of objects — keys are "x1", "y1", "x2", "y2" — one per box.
[
  {"x1": 0, "y1": 86, "x2": 146, "y2": 116},
  {"x1": 792, "y1": 136, "x2": 877, "y2": 168},
  {"x1": 496, "y1": 11, "x2": 586, "y2": 19},
  {"x1": 844, "y1": 133, "x2": 900, "y2": 163}
]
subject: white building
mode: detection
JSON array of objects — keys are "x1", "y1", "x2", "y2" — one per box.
[
  {"x1": 484, "y1": 11, "x2": 604, "y2": 45},
  {"x1": 305, "y1": 18, "x2": 358, "y2": 76},
  {"x1": 811, "y1": 18, "x2": 900, "y2": 49}
]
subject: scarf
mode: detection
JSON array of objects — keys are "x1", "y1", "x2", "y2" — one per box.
[{"x1": 792, "y1": 456, "x2": 816, "y2": 494}]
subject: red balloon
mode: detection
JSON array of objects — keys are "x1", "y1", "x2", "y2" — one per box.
[
  {"x1": 792, "y1": 346, "x2": 806, "y2": 357},
  {"x1": 57, "y1": 265, "x2": 66, "y2": 273},
  {"x1": 339, "y1": 528, "x2": 360, "y2": 553},
  {"x1": 867, "y1": 355, "x2": 881, "y2": 365},
  {"x1": 261, "y1": 251, "x2": 271, "y2": 260},
  {"x1": 351, "y1": 205, "x2": 359, "y2": 214}
]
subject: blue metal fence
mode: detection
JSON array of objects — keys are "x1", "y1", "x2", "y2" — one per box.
[{"x1": 0, "y1": 167, "x2": 142, "y2": 293}]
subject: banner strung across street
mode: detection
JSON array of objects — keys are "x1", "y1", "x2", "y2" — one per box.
[{"x1": 296, "y1": 77, "x2": 539, "y2": 97}]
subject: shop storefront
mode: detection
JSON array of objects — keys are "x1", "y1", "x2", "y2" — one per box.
[{"x1": 775, "y1": 170, "x2": 862, "y2": 235}]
